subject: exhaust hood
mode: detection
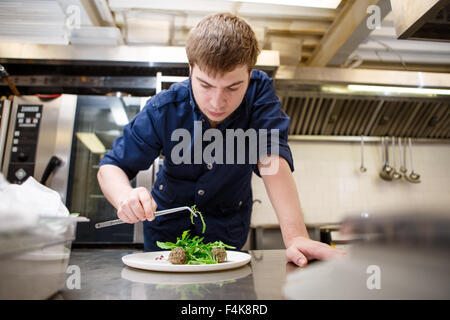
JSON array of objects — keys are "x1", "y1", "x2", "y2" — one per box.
[
  {"x1": 275, "y1": 66, "x2": 450, "y2": 139},
  {"x1": 390, "y1": 0, "x2": 450, "y2": 42}
]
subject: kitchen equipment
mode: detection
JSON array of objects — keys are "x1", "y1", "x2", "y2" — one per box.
[
  {"x1": 379, "y1": 137, "x2": 393, "y2": 181},
  {"x1": 391, "y1": 136, "x2": 402, "y2": 180},
  {"x1": 398, "y1": 137, "x2": 407, "y2": 175},
  {"x1": 405, "y1": 137, "x2": 421, "y2": 183},
  {"x1": 0, "y1": 215, "x2": 88, "y2": 299},
  {"x1": 284, "y1": 211, "x2": 450, "y2": 299},
  {"x1": 0, "y1": 98, "x2": 11, "y2": 169},
  {"x1": 95, "y1": 206, "x2": 198, "y2": 229},
  {"x1": 1, "y1": 94, "x2": 152, "y2": 244},
  {"x1": 0, "y1": 64, "x2": 20, "y2": 96},
  {"x1": 359, "y1": 135, "x2": 367, "y2": 173},
  {"x1": 1, "y1": 95, "x2": 77, "y2": 202}
]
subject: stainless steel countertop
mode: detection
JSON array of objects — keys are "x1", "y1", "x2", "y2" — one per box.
[{"x1": 57, "y1": 248, "x2": 303, "y2": 300}]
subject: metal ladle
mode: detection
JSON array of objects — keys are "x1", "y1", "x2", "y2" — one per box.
[
  {"x1": 391, "y1": 136, "x2": 402, "y2": 180},
  {"x1": 379, "y1": 136, "x2": 393, "y2": 181},
  {"x1": 405, "y1": 137, "x2": 421, "y2": 184},
  {"x1": 398, "y1": 137, "x2": 407, "y2": 175},
  {"x1": 360, "y1": 135, "x2": 367, "y2": 173}
]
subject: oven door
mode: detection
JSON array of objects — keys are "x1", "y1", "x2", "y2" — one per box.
[{"x1": 68, "y1": 95, "x2": 149, "y2": 244}]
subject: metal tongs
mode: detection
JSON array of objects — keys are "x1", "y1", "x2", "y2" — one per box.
[{"x1": 95, "y1": 206, "x2": 197, "y2": 229}]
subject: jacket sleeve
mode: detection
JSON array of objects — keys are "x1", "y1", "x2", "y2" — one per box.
[{"x1": 248, "y1": 73, "x2": 294, "y2": 177}]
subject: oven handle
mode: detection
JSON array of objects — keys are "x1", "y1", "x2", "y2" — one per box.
[{"x1": 41, "y1": 155, "x2": 62, "y2": 186}]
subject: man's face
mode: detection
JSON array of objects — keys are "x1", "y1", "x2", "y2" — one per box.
[{"x1": 190, "y1": 64, "x2": 250, "y2": 128}]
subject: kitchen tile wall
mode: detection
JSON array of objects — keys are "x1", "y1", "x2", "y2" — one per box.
[{"x1": 251, "y1": 140, "x2": 450, "y2": 227}]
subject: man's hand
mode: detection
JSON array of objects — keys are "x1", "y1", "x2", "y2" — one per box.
[
  {"x1": 286, "y1": 236, "x2": 347, "y2": 267},
  {"x1": 117, "y1": 187, "x2": 157, "y2": 223}
]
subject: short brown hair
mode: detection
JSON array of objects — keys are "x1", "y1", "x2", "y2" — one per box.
[{"x1": 186, "y1": 12, "x2": 260, "y2": 77}]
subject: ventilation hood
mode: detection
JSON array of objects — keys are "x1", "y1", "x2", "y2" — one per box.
[
  {"x1": 275, "y1": 66, "x2": 450, "y2": 139},
  {"x1": 390, "y1": 0, "x2": 450, "y2": 42}
]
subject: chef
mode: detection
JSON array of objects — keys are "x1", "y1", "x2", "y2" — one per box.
[{"x1": 98, "y1": 12, "x2": 345, "y2": 267}]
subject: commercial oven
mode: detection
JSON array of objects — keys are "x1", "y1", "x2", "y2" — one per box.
[
  {"x1": 1, "y1": 94, "x2": 156, "y2": 245},
  {"x1": 0, "y1": 97, "x2": 11, "y2": 169},
  {"x1": 2, "y1": 95, "x2": 77, "y2": 202}
]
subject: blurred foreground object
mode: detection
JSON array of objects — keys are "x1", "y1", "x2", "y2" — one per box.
[{"x1": 284, "y1": 211, "x2": 450, "y2": 299}]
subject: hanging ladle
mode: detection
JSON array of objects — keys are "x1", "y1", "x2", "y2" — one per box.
[
  {"x1": 360, "y1": 135, "x2": 367, "y2": 173},
  {"x1": 398, "y1": 137, "x2": 407, "y2": 175},
  {"x1": 391, "y1": 136, "x2": 402, "y2": 180},
  {"x1": 405, "y1": 137, "x2": 421, "y2": 183},
  {"x1": 379, "y1": 136, "x2": 393, "y2": 181}
]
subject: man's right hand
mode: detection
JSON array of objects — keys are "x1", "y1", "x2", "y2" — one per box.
[{"x1": 117, "y1": 187, "x2": 157, "y2": 223}]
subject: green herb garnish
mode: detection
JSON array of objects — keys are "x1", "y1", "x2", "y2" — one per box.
[
  {"x1": 190, "y1": 205, "x2": 206, "y2": 234},
  {"x1": 156, "y1": 230, "x2": 235, "y2": 264}
]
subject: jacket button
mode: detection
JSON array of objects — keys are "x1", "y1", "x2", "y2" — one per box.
[
  {"x1": 159, "y1": 184, "x2": 163, "y2": 190},
  {"x1": 239, "y1": 200, "x2": 243, "y2": 206},
  {"x1": 197, "y1": 189, "x2": 205, "y2": 196},
  {"x1": 207, "y1": 163, "x2": 213, "y2": 170}
]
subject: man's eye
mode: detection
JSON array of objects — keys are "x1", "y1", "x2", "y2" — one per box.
[
  {"x1": 201, "y1": 84, "x2": 211, "y2": 89},
  {"x1": 227, "y1": 87, "x2": 238, "y2": 91}
]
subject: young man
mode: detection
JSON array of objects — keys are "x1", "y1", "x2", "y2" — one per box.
[{"x1": 98, "y1": 12, "x2": 345, "y2": 267}]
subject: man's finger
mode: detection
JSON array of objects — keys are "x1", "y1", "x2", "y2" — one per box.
[
  {"x1": 138, "y1": 189, "x2": 154, "y2": 221},
  {"x1": 128, "y1": 197, "x2": 146, "y2": 221},
  {"x1": 286, "y1": 247, "x2": 308, "y2": 267},
  {"x1": 117, "y1": 205, "x2": 133, "y2": 223},
  {"x1": 305, "y1": 242, "x2": 347, "y2": 261}
]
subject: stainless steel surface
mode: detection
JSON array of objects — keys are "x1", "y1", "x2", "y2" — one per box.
[
  {"x1": 1, "y1": 75, "x2": 157, "y2": 90},
  {"x1": 285, "y1": 213, "x2": 450, "y2": 299},
  {"x1": 359, "y1": 135, "x2": 367, "y2": 173},
  {"x1": 0, "y1": 43, "x2": 279, "y2": 70},
  {"x1": 95, "y1": 206, "x2": 198, "y2": 229},
  {"x1": 398, "y1": 137, "x2": 408, "y2": 174},
  {"x1": 390, "y1": 0, "x2": 449, "y2": 41},
  {"x1": 275, "y1": 66, "x2": 450, "y2": 89},
  {"x1": 279, "y1": 91, "x2": 449, "y2": 139},
  {"x1": 1, "y1": 95, "x2": 77, "y2": 202},
  {"x1": 58, "y1": 249, "x2": 298, "y2": 300},
  {"x1": 405, "y1": 137, "x2": 421, "y2": 183},
  {"x1": 390, "y1": 137, "x2": 402, "y2": 180},
  {"x1": 380, "y1": 137, "x2": 394, "y2": 181},
  {"x1": 288, "y1": 135, "x2": 450, "y2": 143},
  {"x1": 0, "y1": 98, "x2": 11, "y2": 169},
  {"x1": 0, "y1": 216, "x2": 82, "y2": 299},
  {"x1": 276, "y1": 66, "x2": 450, "y2": 140}
]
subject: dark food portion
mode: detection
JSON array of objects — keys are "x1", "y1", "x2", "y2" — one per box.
[
  {"x1": 211, "y1": 247, "x2": 227, "y2": 263},
  {"x1": 168, "y1": 247, "x2": 187, "y2": 264}
]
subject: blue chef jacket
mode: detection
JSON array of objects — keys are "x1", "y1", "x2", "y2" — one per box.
[{"x1": 99, "y1": 69, "x2": 294, "y2": 251}]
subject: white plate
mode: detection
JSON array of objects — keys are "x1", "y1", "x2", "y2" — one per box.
[
  {"x1": 122, "y1": 250, "x2": 251, "y2": 272},
  {"x1": 121, "y1": 264, "x2": 252, "y2": 285}
]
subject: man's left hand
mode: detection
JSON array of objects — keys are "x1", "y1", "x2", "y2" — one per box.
[{"x1": 286, "y1": 236, "x2": 347, "y2": 267}]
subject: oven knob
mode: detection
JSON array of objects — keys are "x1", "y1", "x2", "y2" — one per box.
[{"x1": 18, "y1": 152, "x2": 28, "y2": 162}]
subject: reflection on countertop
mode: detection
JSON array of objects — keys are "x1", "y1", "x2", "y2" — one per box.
[{"x1": 57, "y1": 248, "x2": 300, "y2": 300}]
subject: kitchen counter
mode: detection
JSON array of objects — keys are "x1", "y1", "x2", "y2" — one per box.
[{"x1": 56, "y1": 248, "x2": 305, "y2": 300}]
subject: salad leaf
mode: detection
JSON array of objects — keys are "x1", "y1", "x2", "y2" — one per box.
[
  {"x1": 190, "y1": 205, "x2": 206, "y2": 233},
  {"x1": 157, "y1": 230, "x2": 235, "y2": 264}
]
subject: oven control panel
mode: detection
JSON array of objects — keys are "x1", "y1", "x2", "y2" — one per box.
[{"x1": 6, "y1": 104, "x2": 42, "y2": 184}]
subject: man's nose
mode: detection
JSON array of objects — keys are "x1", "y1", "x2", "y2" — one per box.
[{"x1": 210, "y1": 89, "x2": 226, "y2": 109}]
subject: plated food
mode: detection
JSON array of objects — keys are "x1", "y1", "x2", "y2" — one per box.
[{"x1": 157, "y1": 229, "x2": 235, "y2": 265}]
